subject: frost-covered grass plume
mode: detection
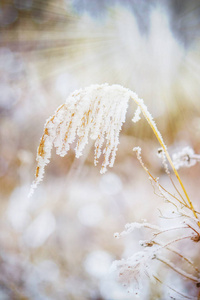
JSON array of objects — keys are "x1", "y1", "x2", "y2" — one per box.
[{"x1": 30, "y1": 83, "x2": 200, "y2": 298}]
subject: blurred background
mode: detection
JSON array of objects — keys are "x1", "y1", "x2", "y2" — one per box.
[{"x1": 0, "y1": 0, "x2": 200, "y2": 299}]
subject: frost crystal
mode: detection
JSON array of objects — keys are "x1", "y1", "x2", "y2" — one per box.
[
  {"x1": 30, "y1": 84, "x2": 139, "y2": 195},
  {"x1": 30, "y1": 83, "x2": 166, "y2": 196},
  {"x1": 132, "y1": 106, "x2": 141, "y2": 123},
  {"x1": 172, "y1": 147, "x2": 199, "y2": 170},
  {"x1": 114, "y1": 222, "x2": 161, "y2": 239},
  {"x1": 111, "y1": 250, "x2": 156, "y2": 295}
]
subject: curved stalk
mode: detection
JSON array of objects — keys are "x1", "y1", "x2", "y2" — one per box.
[{"x1": 131, "y1": 95, "x2": 199, "y2": 224}]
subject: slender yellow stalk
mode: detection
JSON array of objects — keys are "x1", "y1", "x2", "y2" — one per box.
[
  {"x1": 131, "y1": 95, "x2": 199, "y2": 224},
  {"x1": 30, "y1": 83, "x2": 199, "y2": 228}
]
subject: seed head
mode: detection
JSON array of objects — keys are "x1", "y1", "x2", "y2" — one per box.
[{"x1": 30, "y1": 84, "x2": 139, "y2": 196}]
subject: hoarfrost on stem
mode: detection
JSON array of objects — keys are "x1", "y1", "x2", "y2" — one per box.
[
  {"x1": 30, "y1": 83, "x2": 166, "y2": 196},
  {"x1": 132, "y1": 106, "x2": 141, "y2": 123},
  {"x1": 114, "y1": 222, "x2": 161, "y2": 239},
  {"x1": 30, "y1": 84, "x2": 134, "y2": 195},
  {"x1": 110, "y1": 249, "x2": 157, "y2": 295},
  {"x1": 172, "y1": 146, "x2": 200, "y2": 170}
]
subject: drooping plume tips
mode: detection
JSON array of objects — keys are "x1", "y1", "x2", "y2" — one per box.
[
  {"x1": 30, "y1": 84, "x2": 142, "y2": 195},
  {"x1": 30, "y1": 83, "x2": 167, "y2": 197}
]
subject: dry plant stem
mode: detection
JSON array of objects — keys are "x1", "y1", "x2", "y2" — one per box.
[
  {"x1": 152, "y1": 233, "x2": 200, "y2": 270},
  {"x1": 165, "y1": 154, "x2": 198, "y2": 220},
  {"x1": 139, "y1": 157, "x2": 188, "y2": 209},
  {"x1": 169, "y1": 175, "x2": 188, "y2": 206},
  {"x1": 154, "y1": 276, "x2": 196, "y2": 299},
  {"x1": 131, "y1": 96, "x2": 199, "y2": 224},
  {"x1": 153, "y1": 241, "x2": 200, "y2": 274},
  {"x1": 187, "y1": 224, "x2": 200, "y2": 237},
  {"x1": 159, "y1": 235, "x2": 193, "y2": 251},
  {"x1": 152, "y1": 226, "x2": 189, "y2": 239},
  {"x1": 156, "y1": 257, "x2": 199, "y2": 283},
  {"x1": 153, "y1": 174, "x2": 187, "y2": 208}
]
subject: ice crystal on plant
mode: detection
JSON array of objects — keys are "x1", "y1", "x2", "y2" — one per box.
[
  {"x1": 111, "y1": 250, "x2": 156, "y2": 295},
  {"x1": 132, "y1": 106, "x2": 141, "y2": 123},
  {"x1": 30, "y1": 83, "x2": 167, "y2": 196},
  {"x1": 112, "y1": 219, "x2": 200, "y2": 297},
  {"x1": 114, "y1": 222, "x2": 161, "y2": 239},
  {"x1": 157, "y1": 148, "x2": 170, "y2": 175},
  {"x1": 30, "y1": 84, "x2": 137, "y2": 195},
  {"x1": 172, "y1": 147, "x2": 197, "y2": 170}
]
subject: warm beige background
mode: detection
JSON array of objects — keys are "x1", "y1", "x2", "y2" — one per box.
[{"x1": 0, "y1": 0, "x2": 200, "y2": 299}]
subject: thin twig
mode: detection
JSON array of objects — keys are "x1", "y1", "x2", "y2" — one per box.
[
  {"x1": 131, "y1": 95, "x2": 199, "y2": 223},
  {"x1": 156, "y1": 256, "x2": 199, "y2": 283},
  {"x1": 154, "y1": 276, "x2": 197, "y2": 299}
]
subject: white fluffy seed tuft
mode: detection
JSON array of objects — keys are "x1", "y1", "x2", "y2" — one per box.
[
  {"x1": 30, "y1": 83, "x2": 164, "y2": 196},
  {"x1": 30, "y1": 84, "x2": 139, "y2": 196}
]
